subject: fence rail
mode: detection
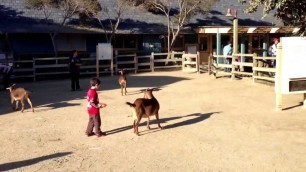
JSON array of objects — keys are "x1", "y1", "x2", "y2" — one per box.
[
  {"x1": 114, "y1": 51, "x2": 185, "y2": 73},
  {"x1": 7, "y1": 51, "x2": 188, "y2": 82},
  {"x1": 209, "y1": 53, "x2": 276, "y2": 83},
  {"x1": 252, "y1": 54, "x2": 276, "y2": 83}
]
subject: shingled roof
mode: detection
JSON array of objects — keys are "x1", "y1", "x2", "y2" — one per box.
[{"x1": 0, "y1": 0, "x2": 282, "y2": 34}]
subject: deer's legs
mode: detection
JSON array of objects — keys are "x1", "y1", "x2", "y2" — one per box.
[
  {"x1": 147, "y1": 116, "x2": 151, "y2": 130},
  {"x1": 27, "y1": 98, "x2": 34, "y2": 112},
  {"x1": 155, "y1": 113, "x2": 163, "y2": 129}
]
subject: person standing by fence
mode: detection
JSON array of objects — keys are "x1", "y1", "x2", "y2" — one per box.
[
  {"x1": 0, "y1": 64, "x2": 13, "y2": 90},
  {"x1": 223, "y1": 41, "x2": 233, "y2": 72},
  {"x1": 69, "y1": 50, "x2": 82, "y2": 91},
  {"x1": 268, "y1": 38, "x2": 279, "y2": 67}
]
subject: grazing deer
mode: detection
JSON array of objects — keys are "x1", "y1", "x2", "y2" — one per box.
[
  {"x1": 126, "y1": 88, "x2": 162, "y2": 135},
  {"x1": 118, "y1": 69, "x2": 127, "y2": 96},
  {"x1": 6, "y1": 84, "x2": 34, "y2": 113}
]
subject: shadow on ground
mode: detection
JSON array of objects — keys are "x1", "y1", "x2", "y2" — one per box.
[
  {"x1": 0, "y1": 152, "x2": 72, "y2": 171},
  {"x1": 282, "y1": 102, "x2": 303, "y2": 111},
  {"x1": 0, "y1": 75, "x2": 189, "y2": 115},
  {"x1": 106, "y1": 112, "x2": 220, "y2": 136}
]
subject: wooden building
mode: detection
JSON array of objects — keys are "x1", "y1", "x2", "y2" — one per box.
[{"x1": 0, "y1": 0, "x2": 298, "y2": 79}]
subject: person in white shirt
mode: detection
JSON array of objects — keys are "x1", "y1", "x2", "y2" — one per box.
[
  {"x1": 270, "y1": 38, "x2": 278, "y2": 67},
  {"x1": 223, "y1": 41, "x2": 233, "y2": 72},
  {"x1": 271, "y1": 38, "x2": 278, "y2": 57}
]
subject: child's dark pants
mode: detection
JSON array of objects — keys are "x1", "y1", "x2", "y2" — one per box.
[{"x1": 86, "y1": 114, "x2": 102, "y2": 136}]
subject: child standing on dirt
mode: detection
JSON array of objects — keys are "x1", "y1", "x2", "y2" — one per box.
[{"x1": 85, "y1": 77, "x2": 107, "y2": 137}]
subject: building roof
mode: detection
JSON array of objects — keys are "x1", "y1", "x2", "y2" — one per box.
[{"x1": 0, "y1": 0, "x2": 284, "y2": 34}]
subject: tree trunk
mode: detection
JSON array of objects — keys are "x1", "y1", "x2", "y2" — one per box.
[{"x1": 165, "y1": 14, "x2": 171, "y2": 65}]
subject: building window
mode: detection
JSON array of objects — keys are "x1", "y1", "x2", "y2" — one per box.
[
  {"x1": 141, "y1": 35, "x2": 162, "y2": 53},
  {"x1": 199, "y1": 37, "x2": 208, "y2": 51},
  {"x1": 124, "y1": 36, "x2": 137, "y2": 48},
  {"x1": 172, "y1": 36, "x2": 184, "y2": 49},
  {"x1": 113, "y1": 36, "x2": 137, "y2": 49},
  {"x1": 252, "y1": 35, "x2": 264, "y2": 49},
  {"x1": 55, "y1": 34, "x2": 86, "y2": 51}
]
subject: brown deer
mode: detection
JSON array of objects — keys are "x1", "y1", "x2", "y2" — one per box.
[
  {"x1": 126, "y1": 88, "x2": 162, "y2": 136},
  {"x1": 118, "y1": 69, "x2": 127, "y2": 96},
  {"x1": 6, "y1": 84, "x2": 34, "y2": 113}
]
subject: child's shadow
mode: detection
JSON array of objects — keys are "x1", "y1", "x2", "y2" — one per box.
[{"x1": 106, "y1": 112, "x2": 220, "y2": 136}]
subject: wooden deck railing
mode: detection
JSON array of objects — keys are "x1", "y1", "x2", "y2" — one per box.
[
  {"x1": 7, "y1": 51, "x2": 186, "y2": 82},
  {"x1": 209, "y1": 53, "x2": 276, "y2": 83}
]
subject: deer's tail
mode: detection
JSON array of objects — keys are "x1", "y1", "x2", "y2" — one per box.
[{"x1": 126, "y1": 102, "x2": 136, "y2": 107}]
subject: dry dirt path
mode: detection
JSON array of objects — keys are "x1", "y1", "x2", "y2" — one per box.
[{"x1": 0, "y1": 71, "x2": 306, "y2": 172}]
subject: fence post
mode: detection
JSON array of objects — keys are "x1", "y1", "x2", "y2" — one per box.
[
  {"x1": 196, "y1": 51, "x2": 200, "y2": 74},
  {"x1": 231, "y1": 55, "x2": 235, "y2": 80},
  {"x1": 134, "y1": 53, "x2": 137, "y2": 73},
  {"x1": 33, "y1": 57, "x2": 36, "y2": 82},
  {"x1": 151, "y1": 52, "x2": 154, "y2": 72},
  {"x1": 275, "y1": 41, "x2": 283, "y2": 111},
  {"x1": 304, "y1": 93, "x2": 306, "y2": 108},
  {"x1": 96, "y1": 46, "x2": 99, "y2": 77},
  {"x1": 252, "y1": 53, "x2": 257, "y2": 83},
  {"x1": 113, "y1": 50, "x2": 119, "y2": 76}
]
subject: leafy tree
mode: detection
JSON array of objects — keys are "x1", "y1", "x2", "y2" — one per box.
[
  {"x1": 131, "y1": 0, "x2": 218, "y2": 55},
  {"x1": 238, "y1": 0, "x2": 306, "y2": 35}
]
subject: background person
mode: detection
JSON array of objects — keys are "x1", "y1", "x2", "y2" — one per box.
[
  {"x1": 68, "y1": 50, "x2": 82, "y2": 91},
  {"x1": 268, "y1": 38, "x2": 279, "y2": 68},
  {"x1": 223, "y1": 41, "x2": 233, "y2": 72},
  {"x1": 0, "y1": 64, "x2": 13, "y2": 90}
]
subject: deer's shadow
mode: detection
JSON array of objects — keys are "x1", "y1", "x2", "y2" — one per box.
[{"x1": 106, "y1": 112, "x2": 220, "y2": 136}]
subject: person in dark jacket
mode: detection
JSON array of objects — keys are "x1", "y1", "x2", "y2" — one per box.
[
  {"x1": 69, "y1": 50, "x2": 82, "y2": 91},
  {"x1": 0, "y1": 64, "x2": 13, "y2": 90}
]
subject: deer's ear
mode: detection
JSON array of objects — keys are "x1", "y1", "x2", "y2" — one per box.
[{"x1": 152, "y1": 87, "x2": 161, "y2": 91}]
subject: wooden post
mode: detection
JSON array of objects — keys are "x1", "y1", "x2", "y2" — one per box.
[
  {"x1": 231, "y1": 54, "x2": 235, "y2": 80},
  {"x1": 303, "y1": 93, "x2": 306, "y2": 108},
  {"x1": 208, "y1": 53, "x2": 211, "y2": 74},
  {"x1": 33, "y1": 57, "x2": 36, "y2": 82},
  {"x1": 112, "y1": 50, "x2": 118, "y2": 76},
  {"x1": 233, "y1": 18, "x2": 238, "y2": 56},
  {"x1": 151, "y1": 52, "x2": 154, "y2": 72},
  {"x1": 231, "y1": 18, "x2": 238, "y2": 80},
  {"x1": 182, "y1": 53, "x2": 185, "y2": 71},
  {"x1": 240, "y1": 37, "x2": 246, "y2": 72},
  {"x1": 96, "y1": 46, "x2": 99, "y2": 77},
  {"x1": 252, "y1": 53, "x2": 257, "y2": 83},
  {"x1": 134, "y1": 53, "x2": 137, "y2": 74},
  {"x1": 196, "y1": 51, "x2": 200, "y2": 74},
  {"x1": 216, "y1": 29, "x2": 221, "y2": 63},
  {"x1": 276, "y1": 41, "x2": 283, "y2": 111}
]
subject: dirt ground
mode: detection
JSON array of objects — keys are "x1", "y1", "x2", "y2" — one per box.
[{"x1": 0, "y1": 71, "x2": 306, "y2": 172}]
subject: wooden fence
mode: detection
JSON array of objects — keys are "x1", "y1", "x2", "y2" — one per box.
[
  {"x1": 252, "y1": 55, "x2": 276, "y2": 83},
  {"x1": 182, "y1": 52, "x2": 200, "y2": 73},
  {"x1": 7, "y1": 51, "x2": 187, "y2": 82},
  {"x1": 113, "y1": 51, "x2": 185, "y2": 73},
  {"x1": 209, "y1": 53, "x2": 276, "y2": 83}
]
